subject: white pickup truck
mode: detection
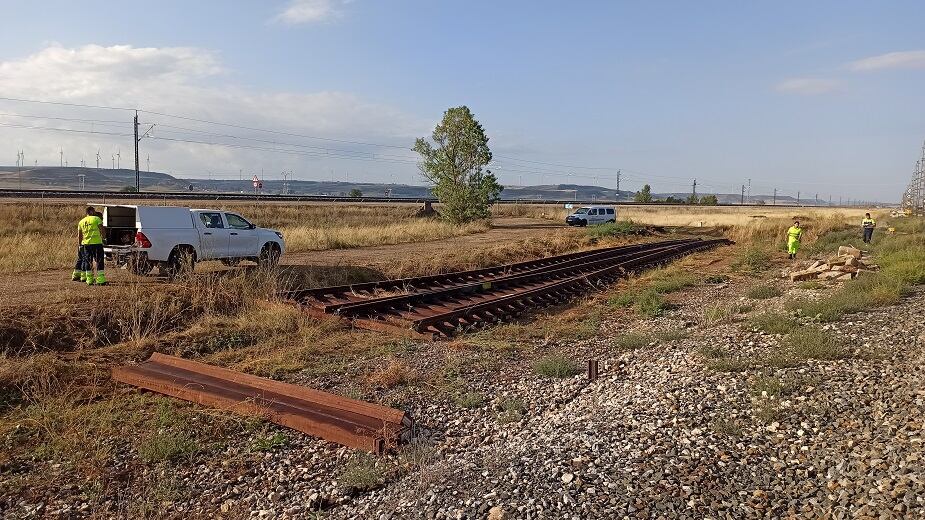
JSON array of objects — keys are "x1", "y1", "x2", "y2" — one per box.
[{"x1": 100, "y1": 205, "x2": 285, "y2": 276}]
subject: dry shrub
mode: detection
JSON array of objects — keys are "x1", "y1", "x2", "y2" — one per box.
[
  {"x1": 0, "y1": 269, "x2": 283, "y2": 357},
  {"x1": 367, "y1": 358, "x2": 417, "y2": 388}
]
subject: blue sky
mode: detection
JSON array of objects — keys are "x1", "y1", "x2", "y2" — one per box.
[{"x1": 1, "y1": 0, "x2": 923, "y2": 201}]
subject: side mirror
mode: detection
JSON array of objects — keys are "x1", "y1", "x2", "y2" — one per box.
[{"x1": 249, "y1": 224, "x2": 256, "y2": 229}]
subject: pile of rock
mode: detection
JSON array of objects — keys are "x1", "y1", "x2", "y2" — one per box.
[{"x1": 787, "y1": 246, "x2": 879, "y2": 282}]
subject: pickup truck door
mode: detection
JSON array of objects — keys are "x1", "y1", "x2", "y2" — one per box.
[
  {"x1": 224, "y1": 213, "x2": 261, "y2": 257},
  {"x1": 195, "y1": 211, "x2": 231, "y2": 259}
]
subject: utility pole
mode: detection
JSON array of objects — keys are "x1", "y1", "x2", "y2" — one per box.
[
  {"x1": 96, "y1": 150, "x2": 100, "y2": 169},
  {"x1": 146, "y1": 154, "x2": 150, "y2": 173},
  {"x1": 773, "y1": 188, "x2": 777, "y2": 206},
  {"x1": 692, "y1": 179, "x2": 697, "y2": 200},
  {"x1": 797, "y1": 191, "x2": 800, "y2": 205},
  {"x1": 747, "y1": 178, "x2": 751, "y2": 204},
  {"x1": 740, "y1": 185, "x2": 745, "y2": 205},
  {"x1": 616, "y1": 170, "x2": 621, "y2": 195},
  {"x1": 59, "y1": 148, "x2": 63, "y2": 167},
  {"x1": 839, "y1": 196, "x2": 842, "y2": 206},
  {"x1": 828, "y1": 194, "x2": 832, "y2": 206},
  {"x1": 133, "y1": 111, "x2": 140, "y2": 191}
]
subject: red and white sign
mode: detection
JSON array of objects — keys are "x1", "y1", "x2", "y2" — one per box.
[{"x1": 252, "y1": 175, "x2": 260, "y2": 188}]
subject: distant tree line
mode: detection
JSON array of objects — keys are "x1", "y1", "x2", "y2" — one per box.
[{"x1": 633, "y1": 184, "x2": 718, "y2": 205}]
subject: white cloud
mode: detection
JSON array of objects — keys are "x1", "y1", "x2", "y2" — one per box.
[
  {"x1": 0, "y1": 44, "x2": 427, "y2": 180},
  {"x1": 274, "y1": 0, "x2": 349, "y2": 25},
  {"x1": 774, "y1": 77, "x2": 840, "y2": 95},
  {"x1": 847, "y1": 50, "x2": 925, "y2": 72}
]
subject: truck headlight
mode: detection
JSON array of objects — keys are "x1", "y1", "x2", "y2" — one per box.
[{"x1": 275, "y1": 232, "x2": 284, "y2": 239}]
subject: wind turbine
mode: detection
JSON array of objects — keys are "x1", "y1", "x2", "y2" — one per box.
[
  {"x1": 111, "y1": 154, "x2": 115, "y2": 169},
  {"x1": 96, "y1": 149, "x2": 101, "y2": 169},
  {"x1": 116, "y1": 148, "x2": 121, "y2": 169}
]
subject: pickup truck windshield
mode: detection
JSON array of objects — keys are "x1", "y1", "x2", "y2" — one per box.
[{"x1": 225, "y1": 213, "x2": 252, "y2": 230}]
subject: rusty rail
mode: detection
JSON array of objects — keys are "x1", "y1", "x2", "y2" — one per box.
[
  {"x1": 287, "y1": 238, "x2": 731, "y2": 338},
  {"x1": 112, "y1": 353, "x2": 412, "y2": 454}
]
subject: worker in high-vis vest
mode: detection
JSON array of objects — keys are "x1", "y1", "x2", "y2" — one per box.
[
  {"x1": 786, "y1": 220, "x2": 803, "y2": 260},
  {"x1": 71, "y1": 209, "x2": 102, "y2": 282},
  {"x1": 77, "y1": 206, "x2": 107, "y2": 285},
  {"x1": 862, "y1": 212, "x2": 876, "y2": 244}
]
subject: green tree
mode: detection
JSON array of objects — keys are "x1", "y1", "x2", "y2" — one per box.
[
  {"x1": 119, "y1": 186, "x2": 139, "y2": 193},
  {"x1": 349, "y1": 188, "x2": 363, "y2": 197},
  {"x1": 414, "y1": 106, "x2": 503, "y2": 223},
  {"x1": 634, "y1": 184, "x2": 653, "y2": 203},
  {"x1": 686, "y1": 194, "x2": 700, "y2": 204},
  {"x1": 699, "y1": 194, "x2": 718, "y2": 205}
]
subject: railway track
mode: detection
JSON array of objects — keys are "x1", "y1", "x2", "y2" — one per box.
[{"x1": 286, "y1": 238, "x2": 731, "y2": 338}]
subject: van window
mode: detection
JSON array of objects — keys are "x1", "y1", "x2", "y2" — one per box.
[
  {"x1": 225, "y1": 213, "x2": 252, "y2": 230},
  {"x1": 588, "y1": 209, "x2": 598, "y2": 215},
  {"x1": 199, "y1": 212, "x2": 224, "y2": 229},
  {"x1": 606, "y1": 208, "x2": 615, "y2": 215}
]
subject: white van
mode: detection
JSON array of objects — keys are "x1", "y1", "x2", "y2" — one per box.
[
  {"x1": 100, "y1": 204, "x2": 285, "y2": 276},
  {"x1": 565, "y1": 205, "x2": 617, "y2": 227}
]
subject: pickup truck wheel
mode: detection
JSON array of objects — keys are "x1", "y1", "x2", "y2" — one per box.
[
  {"x1": 258, "y1": 243, "x2": 281, "y2": 268},
  {"x1": 166, "y1": 247, "x2": 196, "y2": 278}
]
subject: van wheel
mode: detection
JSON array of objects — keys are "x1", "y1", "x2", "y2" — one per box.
[
  {"x1": 166, "y1": 246, "x2": 196, "y2": 278},
  {"x1": 607, "y1": 219, "x2": 615, "y2": 224},
  {"x1": 258, "y1": 243, "x2": 281, "y2": 268}
]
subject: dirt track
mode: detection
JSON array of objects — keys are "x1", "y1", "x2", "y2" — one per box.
[{"x1": 0, "y1": 218, "x2": 578, "y2": 307}]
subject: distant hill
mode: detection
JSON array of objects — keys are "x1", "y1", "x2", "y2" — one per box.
[{"x1": 0, "y1": 166, "x2": 835, "y2": 205}]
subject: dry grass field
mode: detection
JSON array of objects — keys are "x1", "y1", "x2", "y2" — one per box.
[{"x1": 0, "y1": 201, "x2": 488, "y2": 272}]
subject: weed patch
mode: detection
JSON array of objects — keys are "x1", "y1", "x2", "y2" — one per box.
[
  {"x1": 748, "y1": 312, "x2": 797, "y2": 335},
  {"x1": 586, "y1": 221, "x2": 646, "y2": 239},
  {"x1": 656, "y1": 328, "x2": 690, "y2": 342},
  {"x1": 613, "y1": 333, "x2": 652, "y2": 350},
  {"x1": 785, "y1": 326, "x2": 847, "y2": 360},
  {"x1": 454, "y1": 391, "x2": 486, "y2": 409},
  {"x1": 497, "y1": 398, "x2": 527, "y2": 424},
  {"x1": 732, "y1": 246, "x2": 771, "y2": 274},
  {"x1": 746, "y1": 285, "x2": 782, "y2": 300},
  {"x1": 533, "y1": 355, "x2": 580, "y2": 378},
  {"x1": 339, "y1": 453, "x2": 386, "y2": 493}
]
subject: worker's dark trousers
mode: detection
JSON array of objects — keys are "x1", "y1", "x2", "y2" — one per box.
[
  {"x1": 863, "y1": 228, "x2": 873, "y2": 243},
  {"x1": 80, "y1": 244, "x2": 105, "y2": 272},
  {"x1": 74, "y1": 246, "x2": 84, "y2": 271}
]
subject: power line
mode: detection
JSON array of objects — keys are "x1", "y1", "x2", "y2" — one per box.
[
  {"x1": 0, "y1": 96, "x2": 134, "y2": 112},
  {"x1": 0, "y1": 122, "x2": 132, "y2": 137},
  {"x1": 138, "y1": 109, "x2": 413, "y2": 150}
]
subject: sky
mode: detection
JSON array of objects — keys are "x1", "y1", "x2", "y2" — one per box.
[{"x1": 1, "y1": 0, "x2": 923, "y2": 202}]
